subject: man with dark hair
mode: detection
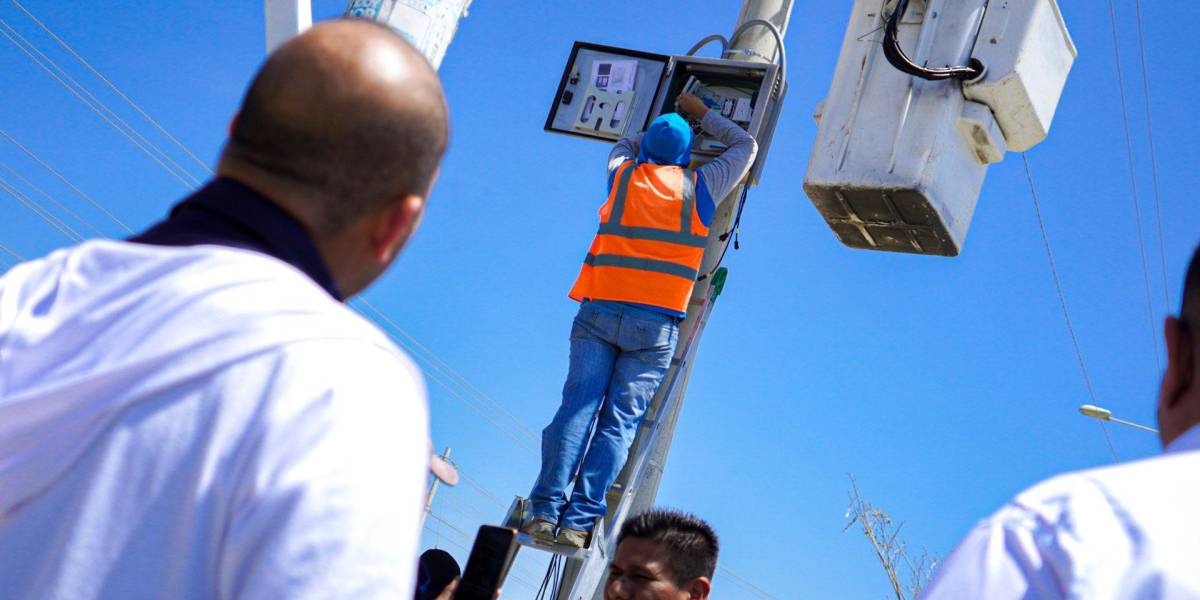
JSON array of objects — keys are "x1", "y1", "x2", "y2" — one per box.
[
  {"x1": 605, "y1": 509, "x2": 719, "y2": 600},
  {"x1": 0, "y1": 20, "x2": 452, "y2": 599},
  {"x1": 921, "y1": 244, "x2": 1200, "y2": 598}
]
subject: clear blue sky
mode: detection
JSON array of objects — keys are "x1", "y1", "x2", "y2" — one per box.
[{"x1": 1, "y1": 1, "x2": 1198, "y2": 598}]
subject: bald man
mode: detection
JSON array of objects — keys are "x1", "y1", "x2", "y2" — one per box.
[
  {"x1": 0, "y1": 20, "x2": 450, "y2": 599},
  {"x1": 921, "y1": 244, "x2": 1200, "y2": 598}
]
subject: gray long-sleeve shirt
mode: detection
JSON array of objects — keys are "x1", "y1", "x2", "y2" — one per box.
[{"x1": 606, "y1": 110, "x2": 759, "y2": 222}]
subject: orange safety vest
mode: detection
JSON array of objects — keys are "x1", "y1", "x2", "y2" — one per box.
[{"x1": 569, "y1": 160, "x2": 709, "y2": 313}]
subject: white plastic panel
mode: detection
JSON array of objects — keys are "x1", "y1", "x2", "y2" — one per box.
[
  {"x1": 344, "y1": 0, "x2": 472, "y2": 70},
  {"x1": 804, "y1": 0, "x2": 990, "y2": 256},
  {"x1": 964, "y1": 0, "x2": 1077, "y2": 152},
  {"x1": 545, "y1": 43, "x2": 669, "y2": 143}
]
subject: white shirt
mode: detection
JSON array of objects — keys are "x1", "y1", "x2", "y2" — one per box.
[
  {"x1": 0, "y1": 241, "x2": 430, "y2": 599},
  {"x1": 921, "y1": 424, "x2": 1200, "y2": 599}
]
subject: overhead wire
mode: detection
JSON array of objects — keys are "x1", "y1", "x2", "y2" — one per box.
[
  {"x1": 0, "y1": 127, "x2": 131, "y2": 233},
  {"x1": 9, "y1": 0, "x2": 213, "y2": 176},
  {"x1": 1131, "y1": 0, "x2": 1171, "y2": 311},
  {"x1": 0, "y1": 18, "x2": 203, "y2": 189},
  {"x1": 354, "y1": 297, "x2": 540, "y2": 454},
  {"x1": 718, "y1": 565, "x2": 781, "y2": 600},
  {"x1": 0, "y1": 240, "x2": 24, "y2": 262},
  {"x1": 0, "y1": 171, "x2": 84, "y2": 242},
  {"x1": 0, "y1": 17, "x2": 200, "y2": 190},
  {"x1": 1023, "y1": 155, "x2": 1111, "y2": 456},
  {"x1": 0, "y1": 159, "x2": 105, "y2": 238},
  {"x1": 1105, "y1": 0, "x2": 1161, "y2": 373},
  {"x1": 359, "y1": 296, "x2": 538, "y2": 441}
]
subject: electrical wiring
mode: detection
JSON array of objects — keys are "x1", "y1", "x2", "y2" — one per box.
[{"x1": 882, "y1": 0, "x2": 983, "y2": 81}]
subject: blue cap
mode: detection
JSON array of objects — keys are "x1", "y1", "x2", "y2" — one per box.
[{"x1": 636, "y1": 113, "x2": 694, "y2": 166}]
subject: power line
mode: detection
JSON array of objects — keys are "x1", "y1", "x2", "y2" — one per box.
[
  {"x1": 358, "y1": 297, "x2": 539, "y2": 442},
  {"x1": 0, "y1": 159, "x2": 104, "y2": 238},
  {"x1": 8, "y1": 0, "x2": 214, "y2": 176},
  {"x1": 1131, "y1": 0, "x2": 1171, "y2": 311},
  {"x1": 458, "y1": 471, "x2": 510, "y2": 510},
  {"x1": 0, "y1": 171, "x2": 83, "y2": 242},
  {"x1": 0, "y1": 16, "x2": 204, "y2": 189},
  {"x1": 1023, "y1": 154, "x2": 1099, "y2": 406},
  {"x1": 0, "y1": 126, "x2": 131, "y2": 234},
  {"x1": 718, "y1": 565, "x2": 781, "y2": 600},
  {"x1": 1098, "y1": 422, "x2": 1119, "y2": 463},
  {"x1": 1105, "y1": 0, "x2": 1161, "y2": 373},
  {"x1": 353, "y1": 299, "x2": 540, "y2": 455},
  {"x1": 0, "y1": 17, "x2": 200, "y2": 190},
  {"x1": 0, "y1": 240, "x2": 24, "y2": 262}
]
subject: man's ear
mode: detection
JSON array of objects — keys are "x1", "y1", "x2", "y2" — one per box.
[
  {"x1": 1159, "y1": 316, "x2": 1196, "y2": 445},
  {"x1": 682, "y1": 577, "x2": 711, "y2": 600},
  {"x1": 370, "y1": 194, "x2": 425, "y2": 263}
]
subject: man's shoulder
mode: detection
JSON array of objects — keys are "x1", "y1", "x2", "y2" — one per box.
[{"x1": 991, "y1": 450, "x2": 1200, "y2": 547}]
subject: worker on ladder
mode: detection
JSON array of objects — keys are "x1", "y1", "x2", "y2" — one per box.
[{"x1": 524, "y1": 93, "x2": 758, "y2": 548}]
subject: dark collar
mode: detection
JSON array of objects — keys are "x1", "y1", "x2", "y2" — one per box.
[{"x1": 130, "y1": 177, "x2": 342, "y2": 300}]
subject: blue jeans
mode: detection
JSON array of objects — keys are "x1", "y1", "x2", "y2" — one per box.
[{"x1": 530, "y1": 301, "x2": 679, "y2": 532}]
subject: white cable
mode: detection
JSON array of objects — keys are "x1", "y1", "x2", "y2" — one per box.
[
  {"x1": 0, "y1": 127, "x2": 131, "y2": 233},
  {"x1": 724, "y1": 18, "x2": 787, "y2": 84},
  {"x1": 9, "y1": 0, "x2": 213, "y2": 176},
  {"x1": 0, "y1": 160, "x2": 104, "y2": 238},
  {"x1": 1105, "y1": 0, "x2": 1161, "y2": 372},
  {"x1": 0, "y1": 172, "x2": 83, "y2": 242},
  {"x1": 0, "y1": 18, "x2": 199, "y2": 190},
  {"x1": 355, "y1": 298, "x2": 540, "y2": 445},
  {"x1": 0, "y1": 17, "x2": 202, "y2": 188},
  {"x1": 0, "y1": 240, "x2": 25, "y2": 262}
]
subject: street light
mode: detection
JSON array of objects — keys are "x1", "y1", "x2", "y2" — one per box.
[{"x1": 1078, "y1": 404, "x2": 1159, "y2": 434}]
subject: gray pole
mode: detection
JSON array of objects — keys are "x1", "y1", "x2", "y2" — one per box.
[
  {"x1": 421, "y1": 446, "x2": 452, "y2": 530},
  {"x1": 628, "y1": 0, "x2": 793, "y2": 522}
]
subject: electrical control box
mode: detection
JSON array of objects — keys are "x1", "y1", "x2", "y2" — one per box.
[
  {"x1": 804, "y1": 0, "x2": 1075, "y2": 257},
  {"x1": 546, "y1": 42, "x2": 785, "y2": 185},
  {"x1": 546, "y1": 43, "x2": 670, "y2": 143}
]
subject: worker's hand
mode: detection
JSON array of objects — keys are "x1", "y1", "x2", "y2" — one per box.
[{"x1": 676, "y1": 93, "x2": 709, "y2": 120}]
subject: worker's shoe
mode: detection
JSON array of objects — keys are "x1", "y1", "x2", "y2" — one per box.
[
  {"x1": 556, "y1": 527, "x2": 588, "y2": 548},
  {"x1": 522, "y1": 518, "x2": 557, "y2": 542}
]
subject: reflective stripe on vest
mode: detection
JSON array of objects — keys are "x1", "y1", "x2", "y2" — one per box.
[{"x1": 583, "y1": 253, "x2": 700, "y2": 281}]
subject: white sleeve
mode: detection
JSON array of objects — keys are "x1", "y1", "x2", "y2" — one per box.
[
  {"x1": 920, "y1": 475, "x2": 1136, "y2": 600},
  {"x1": 217, "y1": 341, "x2": 430, "y2": 600},
  {"x1": 919, "y1": 507, "x2": 1066, "y2": 600}
]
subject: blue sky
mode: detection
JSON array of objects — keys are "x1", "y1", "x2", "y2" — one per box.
[{"x1": 1, "y1": 1, "x2": 1198, "y2": 598}]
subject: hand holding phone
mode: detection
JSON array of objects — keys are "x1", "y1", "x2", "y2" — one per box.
[{"x1": 454, "y1": 526, "x2": 518, "y2": 600}]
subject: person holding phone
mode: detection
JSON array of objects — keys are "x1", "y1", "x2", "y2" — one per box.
[{"x1": 525, "y1": 93, "x2": 758, "y2": 548}]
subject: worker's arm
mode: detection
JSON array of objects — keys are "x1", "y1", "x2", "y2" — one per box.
[
  {"x1": 682, "y1": 97, "x2": 758, "y2": 206},
  {"x1": 607, "y1": 132, "x2": 644, "y2": 192}
]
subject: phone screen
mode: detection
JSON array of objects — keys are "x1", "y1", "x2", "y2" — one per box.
[{"x1": 456, "y1": 526, "x2": 519, "y2": 600}]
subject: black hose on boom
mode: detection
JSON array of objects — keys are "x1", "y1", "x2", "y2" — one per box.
[{"x1": 883, "y1": 0, "x2": 984, "y2": 81}]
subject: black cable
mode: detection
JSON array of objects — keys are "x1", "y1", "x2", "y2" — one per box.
[
  {"x1": 882, "y1": 0, "x2": 984, "y2": 81},
  {"x1": 697, "y1": 185, "x2": 750, "y2": 283}
]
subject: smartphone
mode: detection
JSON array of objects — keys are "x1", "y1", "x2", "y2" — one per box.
[{"x1": 456, "y1": 525, "x2": 519, "y2": 600}]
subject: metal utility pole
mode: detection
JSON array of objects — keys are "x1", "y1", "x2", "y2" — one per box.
[
  {"x1": 264, "y1": 0, "x2": 312, "y2": 52},
  {"x1": 422, "y1": 447, "x2": 453, "y2": 529},
  {"x1": 513, "y1": 3, "x2": 793, "y2": 599},
  {"x1": 629, "y1": 0, "x2": 792, "y2": 525}
]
